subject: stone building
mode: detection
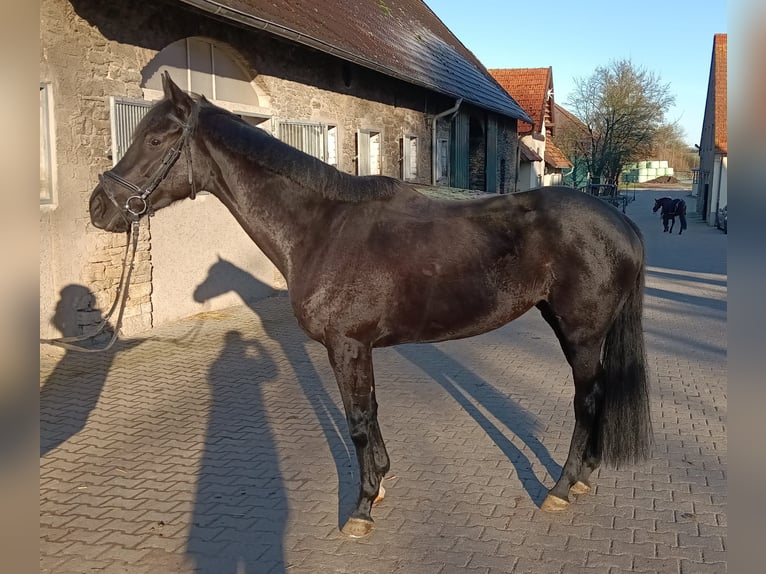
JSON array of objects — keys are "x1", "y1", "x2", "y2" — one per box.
[
  {"x1": 40, "y1": 0, "x2": 531, "y2": 339},
  {"x1": 695, "y1": 33, "x2": 727, "y2": 228}
]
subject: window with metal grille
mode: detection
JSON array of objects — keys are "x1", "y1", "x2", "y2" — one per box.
[
  {"x1": 278, "y1": 122, "x2": 338, "y2": 166},
  {"x1": 357, "y1": 129, "x2": 381, "y2": 176},
  {"x1": 401, "y1": 135, "x2": 418, "y2": 180},
  {"x1": 110, "y1": 97, "x2": 153, "y2": 164}
]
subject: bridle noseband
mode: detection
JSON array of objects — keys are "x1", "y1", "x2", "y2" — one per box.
[{"x1": 100, "y1": 105, "x2": 199, "y2": 221}]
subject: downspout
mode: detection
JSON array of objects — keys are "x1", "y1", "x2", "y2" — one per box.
[
  {"x1": 714, "y1": 154, "x2": 724, "y2": 227},
  {"x1": 432, "y1": 98, "x2": 463, "y2": 185}
]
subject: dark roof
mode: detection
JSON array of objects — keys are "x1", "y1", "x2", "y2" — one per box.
[
  {"x1": 518, "y1": 140, "x2": 543, "y2": 163},
  {"x1": 554, "y1": 103, "x2": 589, "y2": 140},
  {"x1": 177, "y1": 0, "x2": 532, "y2": 123}
]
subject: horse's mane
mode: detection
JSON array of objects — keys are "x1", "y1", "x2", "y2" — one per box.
[{"x1": 198, "y1": 100, "x2": 400, "y2": 203}]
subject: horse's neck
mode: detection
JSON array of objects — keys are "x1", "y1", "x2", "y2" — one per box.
[{"x1": 199, "y1": 119, "x2": 320, "y2": 281}]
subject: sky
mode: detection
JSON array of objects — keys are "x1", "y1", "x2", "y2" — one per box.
[{"x1": 424, "y1": 0, "x2": 727, "y2": 146}]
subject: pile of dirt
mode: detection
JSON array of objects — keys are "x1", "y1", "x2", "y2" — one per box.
[{"x1": 645, "y1": 175, "x2": 681, "y2": 184}]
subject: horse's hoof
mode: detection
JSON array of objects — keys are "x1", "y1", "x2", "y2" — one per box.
[
  {"x1": 373, "y1": 484, "x2": 386, "y2": 506},
  {"x1": 341, "y1": 517, "x2": 375, "y2": 538},
  {"x1": 540, "y1": 494, "x2": 570, "y2": 512},
  {"x1": 570, "y1": 481, "x2": 591, "y2": 495}
]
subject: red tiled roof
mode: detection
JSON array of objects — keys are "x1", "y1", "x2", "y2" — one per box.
[
  {"x1": 488, "y1": 67, "x2": 552, "y2": 132},
  {"x1": 713, "y1": 34, "x2": 727, "y2": 154},
  {"x1": 176, "y1": 0, "x2": 531, "y2": 122},
  {"x1": 544, "y1": 140, "x2": 572, "y2": 169}
]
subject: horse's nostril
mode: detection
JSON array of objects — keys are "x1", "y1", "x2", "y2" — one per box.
[
  {"x1": 90, "y1": 189, "x2": 109, "y2": 224},
  {"x1": 92, "y1": 193, "x2": 104, "y2": 217}
]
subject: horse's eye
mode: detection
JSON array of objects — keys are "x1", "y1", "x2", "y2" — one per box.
[{"x1": 150, "y1": 138, "x2": 161, "y2": 147}]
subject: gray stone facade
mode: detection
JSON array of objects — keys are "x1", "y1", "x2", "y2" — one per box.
[{"x1": 40, "y1": 0, "x2": 520, "y2": 340}]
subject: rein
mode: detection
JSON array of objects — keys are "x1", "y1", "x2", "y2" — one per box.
[{"x1": 40, "y1": 221, "x2": 139, "y2": 353}]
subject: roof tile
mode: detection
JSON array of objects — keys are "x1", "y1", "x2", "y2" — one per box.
[{"x1": 488, "y1": 67, "x2": 552, "y2": 131}]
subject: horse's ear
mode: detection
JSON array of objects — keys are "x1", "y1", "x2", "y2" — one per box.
[{"x1": 161, "y1": 71, "x2": 193, "y2": 116}]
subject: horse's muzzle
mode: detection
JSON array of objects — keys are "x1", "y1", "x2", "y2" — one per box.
[{"x1": 89, "y1": 186, "x2": 129, "y2": 233}]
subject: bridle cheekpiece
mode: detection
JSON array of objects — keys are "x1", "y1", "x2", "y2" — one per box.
[{"x1": 100, "y1": 103, "x2": 199, "y2": 221}]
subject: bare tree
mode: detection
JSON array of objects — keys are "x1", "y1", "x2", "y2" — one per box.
[
  {"x1": 650, "y1": 122, "x2": 700, "y2": 175},
  {"x1": 565, "y1": 59, "x2": 675, "y2": 185}
]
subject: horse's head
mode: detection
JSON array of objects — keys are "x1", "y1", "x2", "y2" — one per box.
[
  {"x1": 89, "y1": 72, "x2": 200, "y2": 233},
  {"x1": 193, "y1": 256, "x2": 238, "y2": 303},
  {"x1": 652, "y1": 199, "x2": 662, "y2": 213}
]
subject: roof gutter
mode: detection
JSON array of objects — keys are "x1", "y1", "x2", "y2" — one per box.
[
  {"x1": 176, "y1": 0, "x2": 528, "y2": 121},
  {"x1": 431, "y1": 98, "x2": 462, "y2": 185}
]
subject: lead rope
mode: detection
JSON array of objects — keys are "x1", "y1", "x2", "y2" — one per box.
[{"x1": 40, "y1": 221, "x2": 140, "y2": 353}]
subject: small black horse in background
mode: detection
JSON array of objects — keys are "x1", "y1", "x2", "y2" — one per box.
[{"x1": 653, "y1": 197, "x2": 687, "y2": 235}]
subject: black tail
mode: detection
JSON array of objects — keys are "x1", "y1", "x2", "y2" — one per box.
[
  {"x1": 599, "y1": 259, "x2": 653, "y2": 467},
  {"x1": 679, "y1": 201, "x2": 687, "y2": 232}
]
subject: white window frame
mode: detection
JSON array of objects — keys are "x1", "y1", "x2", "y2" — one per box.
[
  {"x1": 40, "y1": 83, "x2": 56, "y2": 205},
  {"x1": 401, "y1": 134, "x2": 418, "y2": 180},
  {"x1": 357, "y1": 129, "x2": 382, "y2": 176}
]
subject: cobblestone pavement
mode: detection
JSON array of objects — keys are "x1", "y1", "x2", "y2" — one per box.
[{"x1": 40, "y1": 189, "x2": 727, "y2": 573}]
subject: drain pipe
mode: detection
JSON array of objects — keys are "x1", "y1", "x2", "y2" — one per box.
[
  {"x1": 432, "y1": 98, "x2": 463, "y2": 185},
  {"x1": 713, "y1": 154, "x2": 725, "y2": 227}
]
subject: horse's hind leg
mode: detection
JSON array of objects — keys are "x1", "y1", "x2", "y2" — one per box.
[
  {"x1": 537, "y1": 302, "x2": 604, "y2": 510},
  {"x1": 326, "y1": 336, "x2": 390, "y2": 538},
  {"x1": 542, "y1": 345, "x2": 603, "y2": 510}
]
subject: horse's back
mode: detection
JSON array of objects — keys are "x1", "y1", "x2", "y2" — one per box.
[{"x1": 290, "y1": 185, "x2": 643, "y2": 347}]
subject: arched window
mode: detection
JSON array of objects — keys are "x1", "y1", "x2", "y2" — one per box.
[
  {"x1": 142, "y1": 37, "x2": 269, "y2": 116},
  {"x1": 110, "y1": 38, "x2": 270, "y2": 164}
]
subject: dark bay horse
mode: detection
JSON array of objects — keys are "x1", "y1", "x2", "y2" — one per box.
[
  {"x1": 653, "y1": 196, "x2": 687, "y2": 234},
  {"x1": 89, "y1": 73, "x2": 652, "y2": 538}
]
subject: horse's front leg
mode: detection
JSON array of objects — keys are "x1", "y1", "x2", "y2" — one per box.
[
  {"x1": 668, "y1": 217, "x2": 675, "y2": 233},
  {"x1": 326, "y1": 336, "x2": 390, "y2": 538}
]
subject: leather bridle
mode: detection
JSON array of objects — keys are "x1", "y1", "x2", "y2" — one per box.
[{"x1": 99, "y1": 105, "x2": 199, "y2": 222}]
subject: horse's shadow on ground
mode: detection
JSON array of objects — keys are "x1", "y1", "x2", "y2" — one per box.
[{"x1": 395, "y1": 344, "x2": 561, "y2": 505}]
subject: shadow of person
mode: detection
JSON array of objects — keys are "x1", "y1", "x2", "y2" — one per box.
[
  {"x1": 193, "y1": 258, "x2": 356, "y2": 529},
  {"x1": 395, "y1": 344, "x2": 561, "y2": 505},
  {"x1": 186, "y1": 330, "x2": 287, "y2": 573},
  {"x1": 40, "y1": 284, "x2": 144, "y2": 457}
]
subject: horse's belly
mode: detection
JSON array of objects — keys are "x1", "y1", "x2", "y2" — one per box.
[{"x1": 375, "y1": 288, "x2": 537, "y2": 347}]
